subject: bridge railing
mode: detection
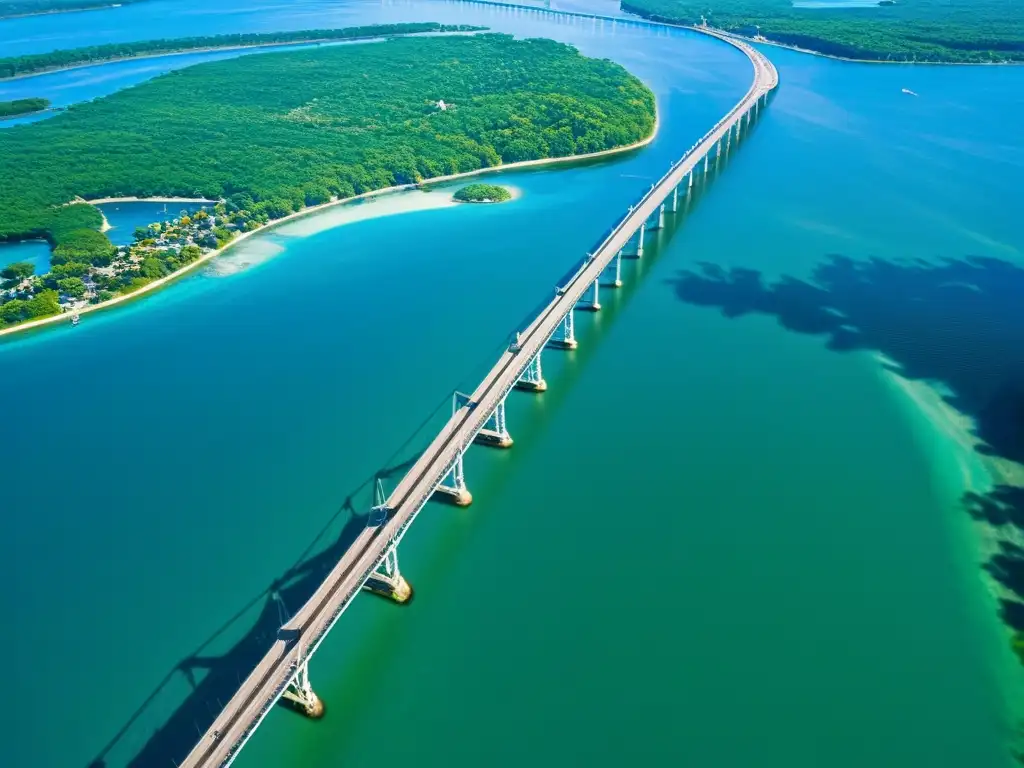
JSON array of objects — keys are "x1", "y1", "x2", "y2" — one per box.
[{"x1": 512, "y1": 37, "x2": 774, "y2": 340}]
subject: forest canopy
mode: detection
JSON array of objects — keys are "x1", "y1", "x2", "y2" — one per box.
[
  {"x1": 0, "y1": 97, "x2": 50, "y2": 117},
  {"x1": 0, "y1": 32, "x2": 655, "y2": 254},
  {"x1": 0, "y1": 22, "x2": 485, "y2": 78},
  {"x1": 453, "y1": 184, "x2": 513, "y2": 203},
  {"x1": 621, "y1": 0, "x2": 1024, "y2": 62}
]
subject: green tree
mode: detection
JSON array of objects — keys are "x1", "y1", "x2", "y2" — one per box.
[
  {"x1": 56, "y1": 276, "x2": 86, "y2": 298},
  {"x1": 0, "y1": 261, "x2": 34, "y2": 280},
  {"x1": 139, "y1": 257, "x2": 167, "y2": 279},
  {"x1": 24, "y1": 289, "x2": 60, "y2": 318}
]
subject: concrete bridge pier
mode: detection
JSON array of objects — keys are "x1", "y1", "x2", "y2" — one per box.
[
  {"x1": 364, "y1": 545, "x2": 413, "y2": 603},
  {"x1": 282, "y1": 661, "x2": 325, "y2": 719},
  {"x1": 548, "y1": 310, "x2": 577, "y2": 350},
  {"x1": 649, "y1": 203, "x2": 666, "y2": 230},
  {"x1": 515, "y1": 352, "x2": 547, "y2": 392},
  {"x1": 475, "y1": 396, "x2": 513, "y2": 447},
  {"x1": 688, "y1": 171, "x2": 694, "y2": 190},
  {"x1": 435, "y1": 449, "x2": 472, "y2": 506},
  {"x1": 579, "y1": 277, "x2": 601, "y2": 311},
  {"x1": 667, "y1": 186, "x2": 679, "y2": 212},
  {"x1": 623, "y1": 222, "x2": 645, "y2": 257},
  {"x1": 601, "y1": 251, "x2": 623, "y2": 288},
  {"x1": 703, "y1": 154, "x2": 709, "y2": 174}
]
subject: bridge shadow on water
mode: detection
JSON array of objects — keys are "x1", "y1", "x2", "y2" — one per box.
[
  {"x1": 667, "y1": 254, "x2": 1024, "y2": 667},
  {"x1": 83, "y1": 455, "x2": 422, "y2": 768}
]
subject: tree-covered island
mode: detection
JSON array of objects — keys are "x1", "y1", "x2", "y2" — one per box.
[
  {"x1": 621, "y1": 0, "x2": 1024, "y2": 63},
  {"x1": 0, "y1": 97, "x2": 51, "y2": 118},
  {"x1": 0, "y1": 32, "x2": 656, "y2": 330},
  {"x1": 0, "y1": 23, "x2": 485, "y2": 79},
  {"x1": 453, "y1": 184, "x2": 513, "y2": 203}
]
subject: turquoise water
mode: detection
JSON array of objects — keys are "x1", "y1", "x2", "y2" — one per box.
[
  {"x1": 0, "y1": 239, "x2": 50, "y2": 273},
  {"x1": 98, "y1": 201, "x2": 208, "y2": 245},
  {"x1": 1, "y1": 2, "x2": 1022, "y2": 768}
]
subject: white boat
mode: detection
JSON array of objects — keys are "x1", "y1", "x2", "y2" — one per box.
[
  {"x1": 71, "y1": 313, "x2": 80, "y2": 327},
  {"x1": 902, "y1": 88, "x2": 919, "y2": 97}
]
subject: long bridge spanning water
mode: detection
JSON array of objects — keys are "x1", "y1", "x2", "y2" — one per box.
[{"x1": 180, "y1": 16, "x2": 779, "y2": 768}]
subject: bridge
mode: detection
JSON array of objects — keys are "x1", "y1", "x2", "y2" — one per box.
[{"x1": 179, "y1": 15, "x2": 778, "y2": 768}]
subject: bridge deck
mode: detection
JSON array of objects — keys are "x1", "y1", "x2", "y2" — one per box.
[{"x1": 179, "y1": 22, "x2": 777, "y2": 768}]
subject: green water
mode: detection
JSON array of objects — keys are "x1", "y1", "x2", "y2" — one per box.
[{"x1": 0, "y1": 2, "x2": 1021, "y2": 767}]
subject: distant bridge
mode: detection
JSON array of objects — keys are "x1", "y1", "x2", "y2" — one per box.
[{"x1": 180, "y1": 12, "x2": 778, "y2": 768}]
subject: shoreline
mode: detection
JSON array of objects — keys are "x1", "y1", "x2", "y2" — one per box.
[
  {"x1": 615, "y1": 8, "x2": 1023, "y2": 66},
  {"x1": 734, "y1": 32, "x2": 1024, "y2": 67},
  {"x1": 0, "y1": 112, "x2": 658, "y2": 340},
  {"x1": 0, "y1": 3, "x2": 117, "y2": 22},
  {"x1": 0, "y1": 31, "x2": 471, "y2": 83},
  {"x1": 85, "y1": 195, "x2": 216, "y2": 205}
]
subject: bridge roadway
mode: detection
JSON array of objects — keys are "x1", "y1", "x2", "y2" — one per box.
[{"x1": 180, "y1": 20, "x2": 778, "y2": 768}]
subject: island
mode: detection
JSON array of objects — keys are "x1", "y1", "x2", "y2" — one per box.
[
  {"x1": 620, "y1": 0, "x2": 1024, "y2": 63},
  {"x1": 0, "y1": 23, "x2": 486, "y2": 80},
  {"x1": 0, "y1": 31, "x2": 656, "y2": 331},
  {"x1": 453, "y1": 184, "x2": 512, "y2": 203},
  {"x1": 0, "y1": 97, "x2": 51, "y2": 118},
  {"x1": 0, "y1": 0, "x2": 147, "y2": 20}
]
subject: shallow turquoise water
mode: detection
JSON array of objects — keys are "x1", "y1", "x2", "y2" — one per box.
[
  {"x1": 0, "y1": 239, "x2": 50, "y2": 272},
  {"x1": 0, "y1": 2, "x2": 1022, "y2": 768}
]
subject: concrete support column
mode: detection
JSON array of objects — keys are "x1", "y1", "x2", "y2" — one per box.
[
  {"x1": 704, "y1": 154, "x2": 709, "y2": 174},
  {"x1": 435, "y1": 449, "x2": 472, "y2": 506},
  {"x1": 283, "y1": 661, "x2": 325, "y2": 719},
  {"x1": 548, "y1": 310, "x2": 577, "y2": 350},
  {"x1": 623, "y1": 222, "x2": 645, "y2": 258},
  {"x1": 601, "y1": 251, "x2": 623, "y2": 289},
  {"x1": 579, "y1": 278, "x2": 601, "y2": 312},
  {"x1": 516, "y1": 352, "x2": 547, "y2": 392},
  {"x1": 475, "y1": 396, "x2": 513, "y2": 448},
  {"x1": 364, "y1": 545, "x2": 413, "y2": 604},
  {"x1": 647, "y1": 204, "x2": 665, "y2": 231},
  {"x1": 668, "y1": 186, "x2": 679, "y2": 213}
]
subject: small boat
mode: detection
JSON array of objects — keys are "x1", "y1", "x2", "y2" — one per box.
[
  {"x1": 71, "y1": 313, "x2": 80, "y2": 327},
  {"x1": 902, "y1": 88, "x2": 919, "y2": 97}
]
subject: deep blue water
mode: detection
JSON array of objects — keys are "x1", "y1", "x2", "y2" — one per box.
[{"x1": 0, "y1": 2, "x2": 1022, "y2": 768}]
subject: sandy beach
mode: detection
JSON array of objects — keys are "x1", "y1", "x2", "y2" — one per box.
[{"x1": 0, "y1": 113, "x2": 658, "y2": 339}]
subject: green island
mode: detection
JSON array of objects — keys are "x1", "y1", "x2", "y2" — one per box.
[
  {"x1": 453, "y1": 184, "x2": 513, "y2": 203},
  {"x1": 0, "y1": 22, "x2": 485, "y2": 79},
  {"x1": 621, "y1": 0, "x2": 1024, "y2": 63},
  {"x1": 0, "y1": 97, "x2": 51, "y2": 118},
  {"x1": 0, "y1": 31, "x2": 655, "y2": 330},
  {"x1": 0, "y1": 0, "x2": 146, "y2": 20}
]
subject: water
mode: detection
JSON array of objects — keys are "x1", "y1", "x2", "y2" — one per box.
[
  {"x1": 793, "y1": 1, "x2": 883, "y2": 8},
  {"x1": 0, "y1": 2, "x2": 1022, "y2": 768},
  {"x1": 0, "y1": 38, "x2": 403, "y2": 129},
  {"x1": 0, "y1": 239, "x2": 50, "y2": 273},
  {"x1": 98, "y1": 201, "x2": 208, "y2": 245}
]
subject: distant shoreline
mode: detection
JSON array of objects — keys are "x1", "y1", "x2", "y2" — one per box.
[
  {"x1": 0, "y1": 30, "x2": 470, "y2": 82},
  {"x1": 0, "y1": 3, "x2": 119, "y2": 21},
  {"x1": 728, "y1": 31, "x2": 1024, "y2": 67},
  {"x1": 0, "y1": 112, "x2": 658, "y2": 339}
]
